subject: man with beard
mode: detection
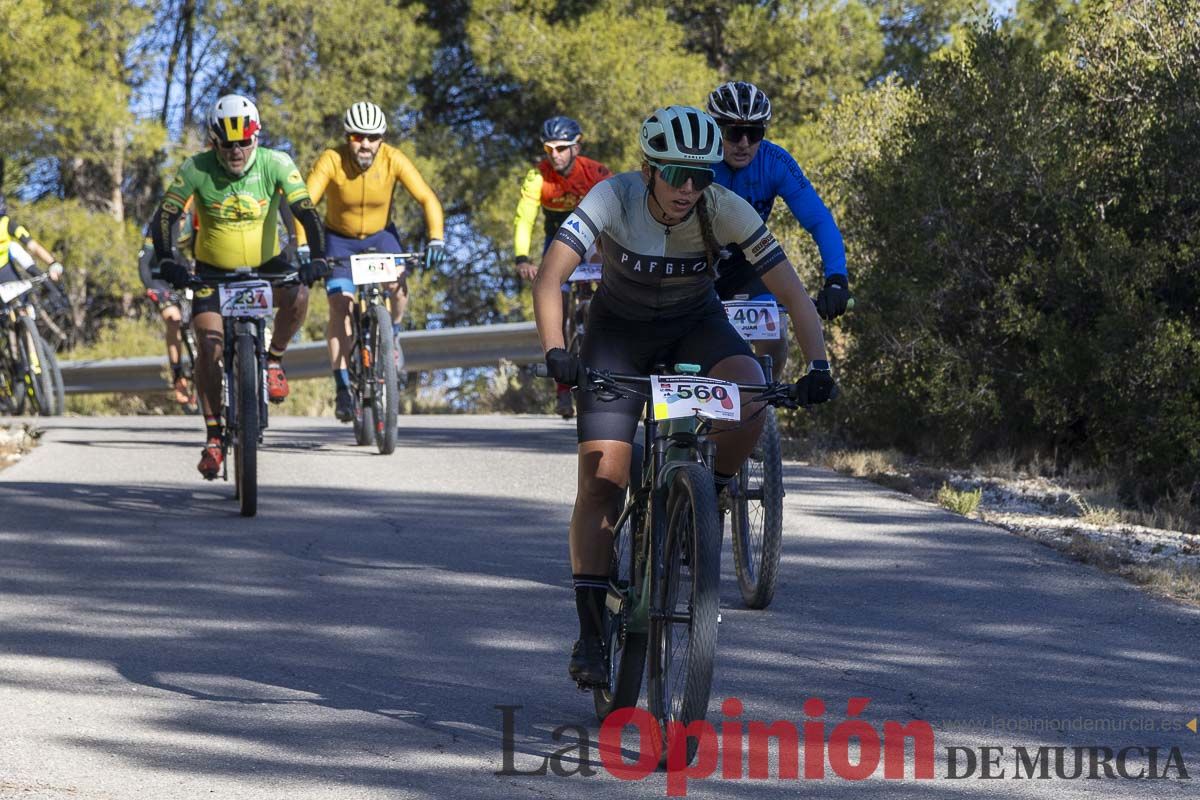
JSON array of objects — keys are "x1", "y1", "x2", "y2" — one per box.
[
  {"x1": 151, "y1": 94, "x2": 328, "y2": 479},
  {"x1": 305, "y1": 101, "x2": 445, "y2": 423}
]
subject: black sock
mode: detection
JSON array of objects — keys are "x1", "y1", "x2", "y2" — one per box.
[
  {"x1": 714, "y1": 470, "x2": 735, "y2": 494},
  {"x1": 205, "y1": 416, "x2": 223, "y2": 441},
  {"x1": 170, "y1": 361, "x2": 183, "y2": 382},
  {"x1": 573, "y1": 573, "x2": 609, "y2": 641}
]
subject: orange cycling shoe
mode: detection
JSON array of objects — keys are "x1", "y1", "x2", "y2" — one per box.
[
  {"x1": 267, "y1": 361, "x2": 289, "y2": 403},
  {"x1": 198, "y1": 437, "x2": 223, "y2": 480}
]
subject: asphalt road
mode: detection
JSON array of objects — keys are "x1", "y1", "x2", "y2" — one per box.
[{"x1": 1, "y1": 415, "x2": 1197, "y2": 798}]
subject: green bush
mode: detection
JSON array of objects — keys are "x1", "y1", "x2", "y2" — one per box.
[{"x1": 820, "y1": 3, "x2": 1200, "y2": 503}]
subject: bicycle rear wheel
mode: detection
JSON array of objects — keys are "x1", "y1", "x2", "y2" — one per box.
[
  {"x1": 648, "y1": 462, "x2": 721, "y2": 768},
  {"x1": 233, "y1": 333, "x2": 258, "y2": 517},
  {"x1": 594, "y1": 442, "x2": 649, "y2": 720},
  {"x1": 40, "y1": 338, "x2": 64, "y2": 416},
  {"x1": 730, "y1": 408, "x2": 784, "y2": 608},
  {"x1": 369, "y1": 304, "x2": 399, "y2": 454},
  {"x1": 17, "y1": 316, "x2": 51, "y2": 415}
]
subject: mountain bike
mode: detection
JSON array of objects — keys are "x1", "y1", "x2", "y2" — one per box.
[
  {"x1": 720, "y1": 296, "x2": 852, "y2": 608},
  {"x1": 722, "y1": 298, "x2": 786, "y2": 608},
  {"x1": 330, "y1": 251, "x2": 423, "y2": 455},
  {"x1": 565, "y1": 256, "x2": 601, "y2": 363},
  {"x1": 178, "y1": 290, "x2": 200, "y2": 414},
  {"x1": 1, "y1": 274, "x2": 56, "y2": 416},
  {"x1": 539, "y1": 362, "x2": 805, "y2": 766},
  {"x1": 189, "y1": 267, "x2": 300, "y2": 517}
]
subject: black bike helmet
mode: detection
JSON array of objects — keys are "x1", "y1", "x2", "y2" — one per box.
[
  {"x1": 541, "y1": 115, "x2": 582, "y2": 145},
  {"x1": 706, "y1": 81, "x2": 773, "y2": 124}
]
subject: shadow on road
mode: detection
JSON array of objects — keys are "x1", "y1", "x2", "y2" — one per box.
[{"x1": 1, "y1": 436, "x2": 1197, "y2": 797}]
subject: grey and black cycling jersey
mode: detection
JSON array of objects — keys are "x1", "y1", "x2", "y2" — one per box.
[{"x1": 553, "y1": 171, "x2": 787, "y2": 321}]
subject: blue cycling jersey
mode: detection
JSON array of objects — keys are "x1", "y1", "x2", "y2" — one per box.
[{"x1": 712, "y1": 139, "x2": 847, "y2": 279}]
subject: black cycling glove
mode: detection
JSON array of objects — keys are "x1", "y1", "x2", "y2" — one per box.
[
  {"x1": 545, "y1": 347, "x2": 582, "y2": 387},
  {"x1": 815, "y1": 274, "x2": 851, "y2": 320},
  {"x1": 792, "y1": 364, "x2": 837, "y2": 406},
  {"x1": 159, "y1": 259, "x2": 190, "y2": 290},
  {"x1": 298, "y1": 258, "x2": 330, "y2": 288}
]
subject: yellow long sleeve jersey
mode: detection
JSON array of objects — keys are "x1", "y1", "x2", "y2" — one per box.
[{"x1": 306, "y1": 143, "x2": 444, "y2": 241}]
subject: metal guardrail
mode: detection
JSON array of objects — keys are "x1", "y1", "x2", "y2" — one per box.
[{"x1": 60, "y1": 321, "x2": 543, "y2": 394}]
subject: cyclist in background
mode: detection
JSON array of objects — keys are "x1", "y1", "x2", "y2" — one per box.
[
  {"x1": 513, "y1": 116, "x2": 612, "y2": 419},
  {"x1": 533, "y1": 106, "x2": 836, "y2": 685},
  {"x1": 138, "y1": 199, "x2": 197, "y2": 408},
  {"x1": 151, "y1": 94, "x2": 327, "y2": 479},
  {"x1": 706, "y1": 81, "x2": 849, "y2": 372},
  {"x1": 0, "y1": 192, "x2": 66, "y2": 286},
  {"x1": 305, "y1": 101, "x2": 445, "y2": 423}
]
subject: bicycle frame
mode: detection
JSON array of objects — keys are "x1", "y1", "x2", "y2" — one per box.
[{"x1": 595, "y1": 368, "x2": 792, "y2": 635}]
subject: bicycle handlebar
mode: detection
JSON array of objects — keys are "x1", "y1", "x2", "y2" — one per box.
[
  {"x1": 323, "y1": 252, "x2": 425, "y2": 265},
  {"x1": 186, "y1": 269, "x2": 302, "y2": 289},
  {"x1": 531, "y1": 364, "x2": 815, "y2": 408}
]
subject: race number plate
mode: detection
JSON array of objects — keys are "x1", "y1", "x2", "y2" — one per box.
[
  {"x1": 650, "y1": 376, "x2": 740, "y2": 422},
  {"x1": 218, "y1": 280, "x2": 273, "y2": 318},
  {"x1": 0, "y1": 280, "x2": 33, "y2": 304},
  {"x1": 350, "y1": 253, "x2": 402, "y2": 285},
  {"x1": 568, "y1": 243, "x2": 603, "y2": 282},
  {"x1": 723, "y1": 300, "x2": 781, "y2": 340},
  {"x1": 568, "y1": 261, "x2": 602, "y2": 282}
]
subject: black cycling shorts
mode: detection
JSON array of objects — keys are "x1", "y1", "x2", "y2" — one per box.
[
  {"x1": 190, "y1": 256, "x2": 295, "y2": 316},
  {"x1": 576, "y1": 293, "x2": 754, "y2": 444}
]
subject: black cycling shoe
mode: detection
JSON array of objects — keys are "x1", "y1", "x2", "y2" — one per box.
[
  {"x1": 334, "y1": 388, "x2": 354, "y2": 423},
  {"x1": 568, "y1": 636, "x2": 608, "y2": 688}
]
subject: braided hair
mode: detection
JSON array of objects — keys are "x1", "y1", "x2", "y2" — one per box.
[{"x1": 695, "y1": 191, "x2": 723, "y2": 274}]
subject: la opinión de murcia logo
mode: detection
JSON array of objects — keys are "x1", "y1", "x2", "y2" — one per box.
[{"x1": 496, "y1": 699, "x2": 1193, "y2": 796}]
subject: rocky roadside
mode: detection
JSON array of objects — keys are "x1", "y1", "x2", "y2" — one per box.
[
  {"x1": 819, "y1": 455, "x2": 1200, "y2": 605},
  {"x1": 0, "y1": 424, "x2": 38, "y2": 471}
]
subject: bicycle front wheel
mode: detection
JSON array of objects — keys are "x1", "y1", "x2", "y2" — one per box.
[
  {"x1": 18, "y1": 316, "x2": 52, "y2": 415},
  {"x1": 233, "y1": 333, "x2": 258, "y2": 517},
  {"x1": 730, "y1": 408, "x2": 784, "y2": 608},
  {"x1": 43, "y1": 341, "x2": 65, "y2": 416},
  {"x1": 648, "y1": 462, "x2": 721, "y2": 768},
  {"x1": 369, "y1": 304, "x2": 399, "y2": 455}
]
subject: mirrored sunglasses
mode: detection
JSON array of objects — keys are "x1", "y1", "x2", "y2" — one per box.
[
  {"x1": 349, "y1": 133, "x2": 383, "y2": 143},
  {"x1": 649, "y1": 160, "x2": 715, "y2": 191}
]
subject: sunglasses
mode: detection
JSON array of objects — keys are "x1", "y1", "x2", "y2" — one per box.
[
  {"x1": 217, "y1": 138, "x2": 255, "y2": 151},
  {"x1": 648, "y1": 160, "x2": 715, "y2": 191},
  {"x1": 543, "y1": 143, "x2": 575, "y2": 154},
  {"x1": 349, "y1": 133, "x2": 383, "y2": 143},
  {"x1": 721, "y1": 125, "x2": 766, "y2": 144}
]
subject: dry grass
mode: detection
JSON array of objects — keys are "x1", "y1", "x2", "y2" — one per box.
[
  {"x1": 824, "y1": 447, "x2": 907, "y2": 477},
  {"x1": 1062, "y1": 532, "x2": 1200, "y2": 604}
]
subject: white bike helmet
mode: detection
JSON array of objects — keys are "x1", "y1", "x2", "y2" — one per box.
[
  {"x1": 706, "y1": 81, "x2": 773, "y2": 124},
  {"x1": 208, "y1": 94, "x2": 261, "y2": 142},
  {"x1": 344, "y1": 101, "x2": 388, "y2": 135},
  {"x1": 639, "y1": 106, "x2": 723, "y2": 164}
]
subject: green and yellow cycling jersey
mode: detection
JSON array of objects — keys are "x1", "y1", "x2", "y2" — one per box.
[
  {"x1": 161, "y1": 147, "x2": 310, "y2": 270},
  {"x1": 0, "y1": 216, "x2": 33, "y2": 269}
]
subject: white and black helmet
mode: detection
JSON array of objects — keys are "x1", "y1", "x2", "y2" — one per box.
[
  {"x1": 343, "y1": 101, "x2": 388, "y2": 135},
  {"x1": 639, "y1": 105, "x2": 723, "y2": 164},
  {"x1": 706, "y1": 81, "x2": 772, "y2": 125}
]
